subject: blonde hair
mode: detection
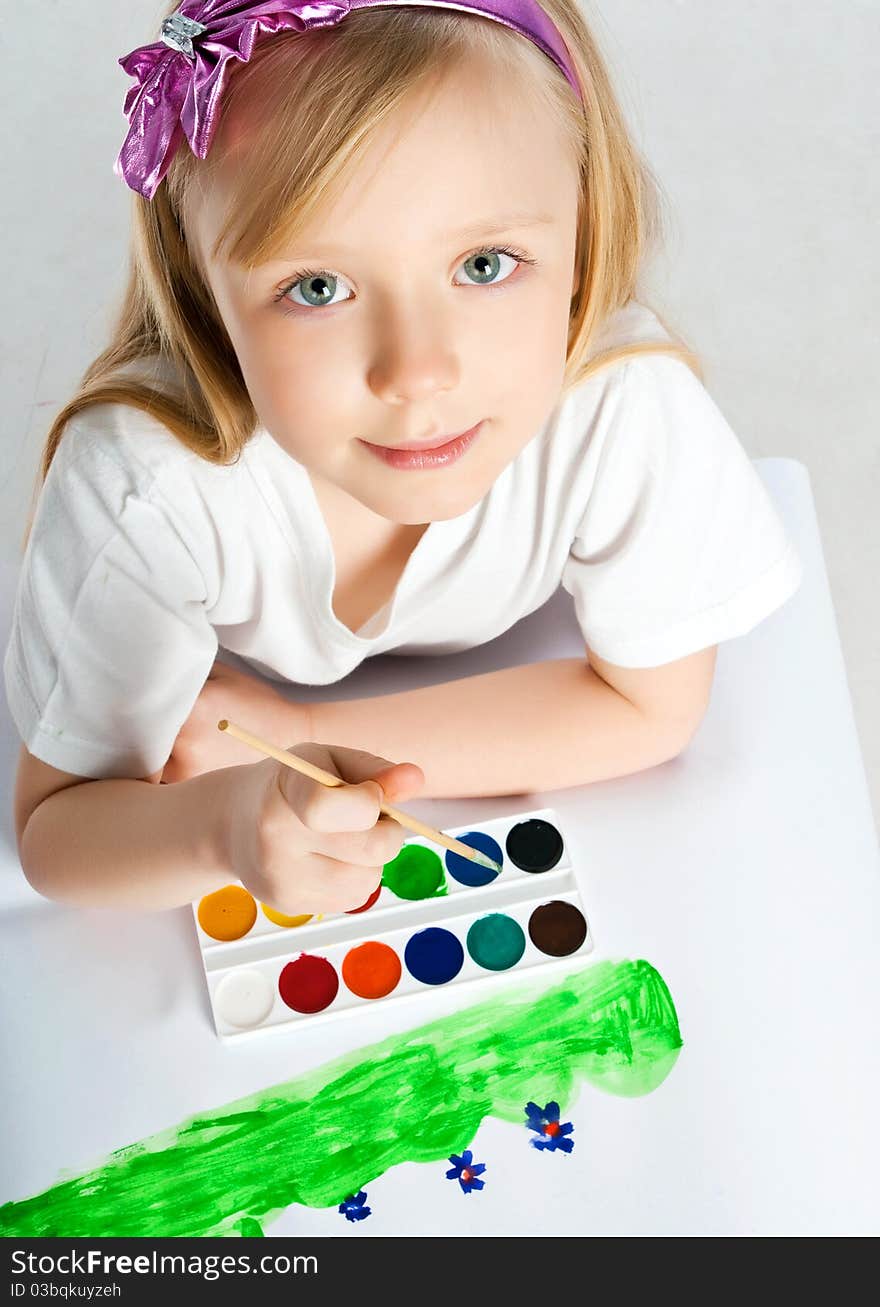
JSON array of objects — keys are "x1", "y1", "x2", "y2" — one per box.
[{"x1": 33, "y1": 1, "x2": 701, "y2": 511}]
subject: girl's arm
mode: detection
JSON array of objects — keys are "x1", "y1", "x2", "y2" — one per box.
[
  {"x1": 161, "y1": 649, "x2": 716, "y2": 796},
  {"x1": 14, "y1": 750, "x2": 242, "y2": 910},
  {"x1": 13, "y1": 744, "x2": 422, "y2": 912},
  {"x1": 310, "y1": 648, "x2": 718, "y2": 798}
]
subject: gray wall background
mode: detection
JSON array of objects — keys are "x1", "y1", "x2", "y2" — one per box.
[{"x1": 1, "y1": 2, "x2": 876, "y2": 832}]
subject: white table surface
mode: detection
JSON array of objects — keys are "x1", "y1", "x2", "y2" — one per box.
[{"x1": 1, "y1": 458, "x2": 878, "y2": 1236}]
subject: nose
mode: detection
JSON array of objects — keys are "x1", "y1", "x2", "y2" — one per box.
[{"x1": 366, "y1": 300, "x2": 459, "y2": 406}]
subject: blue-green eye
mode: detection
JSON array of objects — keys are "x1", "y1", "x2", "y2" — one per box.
[
  {"x1": 274, "y1": 244, "x2": 535, "y2": 314},
  {"x1": 285, "y1": 269, "x2": 350, "y2": 309},
  {"x1": 454, "y1": 247, "x2": 522, "y2": 287}
]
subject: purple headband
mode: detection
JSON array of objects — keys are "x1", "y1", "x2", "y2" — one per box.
[{"x1": 115, "y1": 0, "x2": 583, "y2": 199}]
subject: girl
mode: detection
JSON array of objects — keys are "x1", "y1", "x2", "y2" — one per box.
[{"x1": 5, "y1": 0, "x2": 801, "y2": 916}]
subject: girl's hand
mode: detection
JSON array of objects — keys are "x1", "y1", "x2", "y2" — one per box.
[
  {"x1": 223, "y1": 743, "x2": 426, "y2": 915},
  {"x1": 162, "y1": 658, "x2": 308, "y2": 783}
]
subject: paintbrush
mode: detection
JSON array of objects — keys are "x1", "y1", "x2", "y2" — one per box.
[{"x1": 217, "y1": 719, "x2": 502, "y2": 874}]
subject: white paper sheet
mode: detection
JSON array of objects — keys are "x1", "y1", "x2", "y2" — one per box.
[{"x1": 1, "y1": 460, "x2": 878, "y2": 1236}]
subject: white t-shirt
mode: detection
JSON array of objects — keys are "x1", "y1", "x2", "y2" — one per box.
[{"x1": 4, "y1": 302, "x2": 802, "y2": 779}]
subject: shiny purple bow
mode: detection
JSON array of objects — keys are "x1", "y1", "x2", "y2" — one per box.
[
  {"x1": 115, "y1": 2, "x2": 354, "y2": 199},
  {"x1": 116, "y1": 0, "x2": 583, "y2": 200}
]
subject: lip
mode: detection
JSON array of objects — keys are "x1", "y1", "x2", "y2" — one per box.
[{"x1": 359, "y1": 421, "x2": 484, "y2": 470}]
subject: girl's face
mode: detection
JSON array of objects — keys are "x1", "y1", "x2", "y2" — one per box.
[{"x1": 190, "y1": 54, "x2": 581, "y2": 525}]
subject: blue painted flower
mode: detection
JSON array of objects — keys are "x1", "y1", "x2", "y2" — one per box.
[
  {"x1": 338, "y1": 1190, "x2": 371, "y2": 1222},
  {"x1": 525, "y1": 1100, "x2": 575, "y2": 1153},
  {"x1": 446, "y1": 1149, "x2": 487, "y2": 1193}
]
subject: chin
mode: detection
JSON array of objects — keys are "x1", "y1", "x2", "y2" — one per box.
[{"x1": 374, "y1": 478, "x2": 490, "y2": 524}]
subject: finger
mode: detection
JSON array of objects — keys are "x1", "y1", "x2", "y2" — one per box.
[
  {"x1": 370, "y1": 762, "x2": 425, "y2": 803},
  {"x1": 308, "y1": 814, "x2": 405, "y2": 868},
  {"x1": 278, "y1": 762, "x2": 383, "y2": 834},
  {"x1": 265, "y1": 854, "x2": 383, "y2": 916},
  {"x1": 279, "y1": 744, "x2": 411, "y2": 833},
  {"x1": 298, "y1": 742, "x2": 419, "y2": 790}
]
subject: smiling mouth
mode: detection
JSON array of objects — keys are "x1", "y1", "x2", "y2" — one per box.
[
  {"x1": 357, "y1": 421, "x2": 484, "y2": 469},
  {"x1": 367, "y1": 426, "x2": 479, "y2": 452}
]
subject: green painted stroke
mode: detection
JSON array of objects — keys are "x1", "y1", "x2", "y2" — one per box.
[{"x1": 0, "y1": 958, "x2": 681, "y2": 1238}]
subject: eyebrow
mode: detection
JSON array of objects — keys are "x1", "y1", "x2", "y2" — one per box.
[
  {"x1": 276, "y1": 212, "x2": 557, "y2": 260},
  {"x1": 450, "y1": 212, "x2": 557, "y2": 240}
]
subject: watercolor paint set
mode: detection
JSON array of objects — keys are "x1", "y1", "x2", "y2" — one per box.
[{"x1": 191, "y1": 807, "x2": 594, "y2": 1040}]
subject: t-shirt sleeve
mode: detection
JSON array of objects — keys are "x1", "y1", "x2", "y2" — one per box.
[
  {"x1": 560, "y1": 354, "x2": 803, "y2": 667},
  {"x1": 3, "y1": 426, "x2": 219, "y2": 778}
]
